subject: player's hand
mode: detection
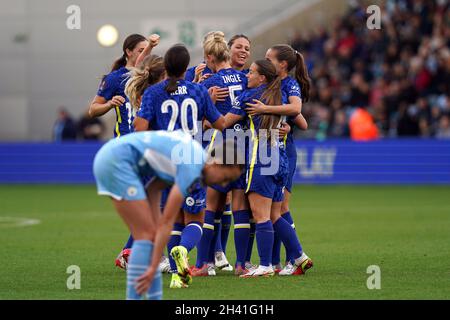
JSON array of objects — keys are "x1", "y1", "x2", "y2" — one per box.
[
  {"x1": 198, "y1": 73, "x2": 212, "y2": 83},
  {"x1": 109, "y1": 96, "x2": 126, "y2": 108},
  {"x1": 203, "y1": 120, "x2": 213, "y2": 130},
  {"x1": 208, "y1": 86, "x2": 229, "y2": 103},
  {"x1": 194, "y1": 64, "x2": 207, "y2": 82},
  {"x1": 246, "y1": 99, "x2": 267, "y2": 115},
  {"x1": 135, "y1": 266, "x2": 157, "y2": 295},
  {"x1": 279, "y1": 122, "x2": 291, "y2": 139},
  {"x1": 149, "y1": 34, "x2": 160, "y2": 48}
]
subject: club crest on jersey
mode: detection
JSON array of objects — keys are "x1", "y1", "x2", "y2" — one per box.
[
  {"x1": 185, "y1": 197, "x2": 195, "y2": 206},
  {"x1": 127, "y1": 186, "x2": 138, "y2": 197}
]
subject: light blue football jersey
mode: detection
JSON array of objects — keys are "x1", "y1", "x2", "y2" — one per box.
[{"x1": 94, "y1": 130, "x2": 206, "y2": 197}]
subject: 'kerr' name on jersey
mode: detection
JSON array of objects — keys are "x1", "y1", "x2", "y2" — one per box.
[{"x1": 170, "y1": 86, "x2": 188, "y2": 96}]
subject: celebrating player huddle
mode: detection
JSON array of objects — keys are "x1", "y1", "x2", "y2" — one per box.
[{"x1": 90, "y1": 30, "x2": 313, "y2": 300}]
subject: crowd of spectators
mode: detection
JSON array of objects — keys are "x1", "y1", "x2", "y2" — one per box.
[
  {"x1": 290, "y1": 0, "x2": 450, "y2": 139},
  {"x1": 53, "y1": 107, "x2": 105, "y2": 141}
]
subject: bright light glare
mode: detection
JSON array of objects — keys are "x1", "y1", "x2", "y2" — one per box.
[{"x1": 97, "y1": 24, "x2": 119, "y2": 47}]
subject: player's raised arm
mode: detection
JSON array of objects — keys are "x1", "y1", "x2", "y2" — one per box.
[{"x1": 135, "y1": 34, "x2": 160, "y2": 68}]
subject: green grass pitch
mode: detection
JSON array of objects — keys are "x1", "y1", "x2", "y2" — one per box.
[{"x1": 0, "y1": 185, "x2": 449, "y2": 300}]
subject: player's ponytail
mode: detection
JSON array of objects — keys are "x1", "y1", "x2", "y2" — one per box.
[
  {"x1": 294, "y1": 51, "x2": 310, "y2": 102},
  {"x1": 125, "y1": 54, "x2": 165, "y2": 110},
  {"x1": 253, "y1": 60, "x2": 282, "y2": 138},
  {"x1": 164, "y1": 44, "x2": 190, "y2": 93},
  {"x1": 271, "y1": 44, "x2": 310, "y2": 102},
  {"x1": 204, "y1": 31, "x2": 230, "y2": 63},
  {"x1": 111, "y1": 54, "x2": 127, "y2": 72}
]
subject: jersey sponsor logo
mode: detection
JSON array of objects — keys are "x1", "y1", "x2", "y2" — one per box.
[
  {"x1": 127, "y1": 186, "x2": 138, "y2": 197},
  {"x1": 234, "y1": 124, "x2": 242, "y2": 131},
  {"x1": 185, "y1": 196, "x2": 195, "y2": 206}
]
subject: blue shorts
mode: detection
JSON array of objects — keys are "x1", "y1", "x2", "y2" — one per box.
[
  {"x1": 245, "y1": 166, "x2": 286, "y2": 202},
  {"x1": 93, "y1": 143, "x2": 148, "y2": 201},
  {"x1": 210, "y1": 172, "x2": 246, "y2": 194},
  {"x1": 245, "y1": 150, "x2": 288, "y2": 202},
  {"x1": 160, "y1": 184, "x2": 206, "y2": 214}
]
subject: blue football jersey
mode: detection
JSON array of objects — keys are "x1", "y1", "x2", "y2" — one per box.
[
  {"x1": 230, "y1": 85, "x2": 288, "y2": 167},
  {"x1": 185, "y1": 64, "x2": 214, "y2": 82},
  {"x1": 201, "y1": 68, "x2": 248, "y2": 115},
  {"x1": 97, "y1": 67, "x2": 134, "y2": 138},
  {"x1": 281, "y1": 76, "x2": 302, "y2": 157},
  {"x1": 230, "y1": 85, "x2": 288, "y2": 132},
  {"x1": 137, "y1": 79, "x2": 221, "y2": 135}
]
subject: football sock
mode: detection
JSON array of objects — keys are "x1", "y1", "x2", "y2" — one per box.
[
  {"x1": 220, "y1": 204, "x2": 232, "y2": 253},
  {"x1": 212, "y1": 211, "x2": 223, "y2": 254},
  {"x1": 255, "y1": 220, "x2": 274, "y2": 267},
  {"x1": 179, "y1": 221, "x2": 203, "y2": 252},
  {"x1": 273, "y1": 217, "x2": 302, "y2": 262},
  {"x1": 127, "y1": 240, "x2": 162, "y2": 300},
  {"x1": 195, "y1": 210, "x2": 215, "y2": 268},
  {"x1": 168, "y1": 223, "x2": 184, "y2": 273},
  {"x1": 245, "y1": 219, "x2": 256, "y2": 264},
  {"x1": 281, "y1": 211, "x2": 294, "y2": 226},
  {"x1": 272, "y1": 231, "x2": 282, "y2": 266},
  {"x1": 233, "y1": 210, "x2": 250, "y2": 267},
  {"x1": 123, "y1": 234, "x2": 134, "y2": 250},
  {"x1": 281, "y1": 211, "x2": 302, "y2": 263}
]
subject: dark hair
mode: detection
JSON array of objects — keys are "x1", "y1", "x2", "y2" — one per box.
[
  {"x1": 253, "y1": 59, "x2": 282, "y2": 134},
  {"x1": 164, "y1": 44, "x2": 190, "y2": 93},
  {"x1": 110, "y1": 34, "x2": 147, "y2": 72},
  {"x1": 271, "y1": 44, "x2": 310, "y2": 102},
  {"x1": 228, "y1": 34, "x2": 251, "y2": 48}
]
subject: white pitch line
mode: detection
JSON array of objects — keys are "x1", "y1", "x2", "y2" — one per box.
[{"x1": 0, "y1": 217, "x2": 41, "y2": 228}]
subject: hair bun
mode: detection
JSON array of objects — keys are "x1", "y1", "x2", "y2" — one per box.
[{"x1": 213, "y1": 31, "x2": 225, "y2": 42}]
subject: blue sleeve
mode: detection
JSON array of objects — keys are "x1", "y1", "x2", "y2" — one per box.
[
  {"x1": 287, "y1": 80, "x2": 302, "y2": 99},
  {"x1": 136, "y1": 88, "x2": 155, "y2": 122},
  {"x1": 97, "y1": 73, "x2": 118, "y2": 101},
  {"x1": 185, "y1": 66, "x2": 196, "y2": 82},
  {"x1": 201, "y1": 75, "x2": 221, "y2": 90},
  {"x1": 202, "y1": 86, "x2": 221, "y2": 124},
  {"x1": 229, "y1": 91, "x2": 248, "y2": 117}
]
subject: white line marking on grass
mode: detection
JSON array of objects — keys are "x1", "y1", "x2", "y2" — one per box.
[{"x1": 0, "y1": 217, "x2": 41, "y2": 228}]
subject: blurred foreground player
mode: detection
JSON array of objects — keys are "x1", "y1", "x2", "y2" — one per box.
[{"x1": 93, "y1": 130, "x2": 244, "y2": 299}]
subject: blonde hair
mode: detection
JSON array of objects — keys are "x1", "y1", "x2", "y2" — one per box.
[
  {"x1": 125, "y1": 54, "x2": 165, "y2": 110},
  {"x1": 203, "y1": 31, "x2": 230, "y2": 63}
]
